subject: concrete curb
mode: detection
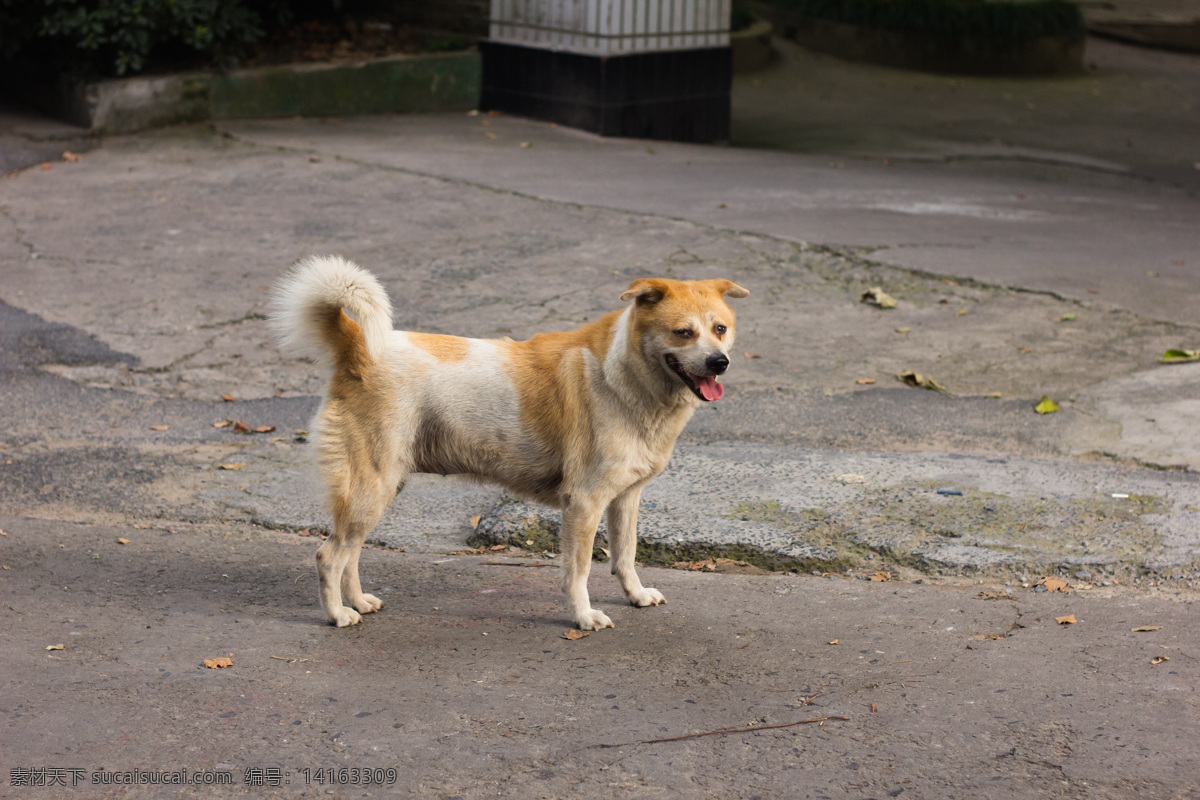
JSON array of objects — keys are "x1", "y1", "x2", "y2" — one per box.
[{"x1": 5, "y1": 51, "x2": 481, "y2": 134}]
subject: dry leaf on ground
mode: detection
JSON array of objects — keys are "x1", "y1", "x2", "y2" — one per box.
[
  {"x1": 856, "y1": 378, "x2": 875, "y2": 385},
  {"x1": 253, "y1": 425, "x2": 276, "y2": 433},
  {"x1": 117, "y1": 537, "x2": 130, "y2": 545},
  {"x1": 955, "y1": 307, "x2": 969, "y2": 317},
  {"x1": 233, "y1": 421, "x2": 252, "y2": 434},
  {"x1": 212, "y1": 418, "x2": 233, "y2": 428},
  {"x1": 46, "y1": 643, "x2": 65, "y2": 651},
  {"x1": 1036, "y1": 577, "x2": 1069, "y2": 592},
  {"x1": 203, "y1": 657, "x2": 233, "y2": 669},
  {"x1": 469, "y1": 515, "x2": 482, "y2": 530},
  {"x1": 489, "y1": 544, "x2": 507, "y2": 551},
  {"x1": 897, "y1": 370, "x2": 948, "y2": 393},
  {"x1": 1056, "y1": 615, "x2": 1077, "y2": 625},
  {"x1": 1151, "y1": 656, "x2": 1170, "y2": 665},
  {"x1": 62, "y1": 152, "x2": 83, "y2": 162},
  {"x1": 744, "y1": 352, "x2": 761, "y2": 359},
  {"x1": 149, "y1": 425, "x2": 169, "y2": 431},
  {"x1": 562, "y1": 630, "x2": 590, "y2": 641},
  {"x1": 221, "y1": 394, "x2": 235, "y2": 402},
  {"x1": 0, "y1": 529, "x2": 7, "y2": 536},
  {"x1": 861, "y1": 287, "x2": 897, "y2": 309},
  {"x1": 828, "y1": 639, "x2": 839, "y2": 645},
  {"x1": 870, "y1": 571, "x2": 890, "y2": 582},
  {"x1": 218, "y1": 463, "x2": 245, "y2": 471},
  {"x1": 1034, "y1": 396, "x2": 1060, "y2": 414},
  {"x1": 837, "y1": 473, "x2": 865, "y2": 484},
  {"x1": 1131, "y1": 626, "x2": 1164, "y2": 632}
]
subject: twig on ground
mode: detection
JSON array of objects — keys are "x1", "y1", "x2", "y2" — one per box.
[{"x1": 590, "y1": 716, "x2": 850, "y2": 749}]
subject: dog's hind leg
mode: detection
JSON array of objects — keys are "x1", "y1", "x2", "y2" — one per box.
[
  {"x1": 316, "y1": 474, "x2": 396, "y2": 627},
  {"x1": 560, "y1": 498, "x2": 613, "y2": 630},
  {"x1": 607, "y1": 485, "x2": 666, "y2": 608}
]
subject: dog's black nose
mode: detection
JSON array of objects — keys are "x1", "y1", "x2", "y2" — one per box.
[{"x1": 706, "y1": 353, "x2": 729, "y2": 375}]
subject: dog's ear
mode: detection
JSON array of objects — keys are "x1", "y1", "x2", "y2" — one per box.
[
  {"x1": 621, "y1": 278, "x2": 670, "y2": 305},
  {"x1": 703, "y1": 279, "x2": 750, "y2": 299}
]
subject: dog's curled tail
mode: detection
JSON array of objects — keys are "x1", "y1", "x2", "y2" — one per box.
[{"x1": 270, "y1": 254, "x2": 393, "y2": 367}]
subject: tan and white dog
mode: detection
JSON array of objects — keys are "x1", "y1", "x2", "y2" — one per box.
[{"x1": 271, "y1": 255, "x2": 748, "y2": 630}]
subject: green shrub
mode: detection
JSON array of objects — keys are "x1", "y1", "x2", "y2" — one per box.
[{"x1": 765, "y1": 0, "x2": 1084, "y2": 44}]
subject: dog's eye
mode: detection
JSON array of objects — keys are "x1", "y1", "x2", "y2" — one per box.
[
  {"x1": 673, "y1": 329, "x2": 694, "y2": 339},
  {"x1": 714, "y1": 324, "x2": 727, "y2": 336}
]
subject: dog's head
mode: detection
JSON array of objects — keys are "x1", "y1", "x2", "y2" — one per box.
[{"x1": 620, "y1": 277, "x2": 750, "y2": 403}]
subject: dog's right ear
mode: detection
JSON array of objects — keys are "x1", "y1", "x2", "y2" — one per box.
[{"x1": 621, "y1": 278, "x2": 669, "y2": 306}]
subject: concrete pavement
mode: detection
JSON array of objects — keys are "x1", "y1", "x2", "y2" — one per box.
[{"x1": 2, "y1": 31, "x2": 1200, "y2": 798}]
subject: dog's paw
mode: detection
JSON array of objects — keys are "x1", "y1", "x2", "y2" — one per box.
[
  {"x1": 330, "y1": 606, "x2": 363, "y2": 627},
  {"x1": 628, "y1": 587, "x2": 667, "y2": 608},
  {"x1": 575, "y1": 609, "x2": 615, "y2": 631},
  {"x1": 352, "y1": 593, "x2": 384, "y2": 614}
]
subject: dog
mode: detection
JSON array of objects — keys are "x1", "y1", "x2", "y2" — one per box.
[{"x1": 271, "y1": 255, "x2": 748, "y2": 630}]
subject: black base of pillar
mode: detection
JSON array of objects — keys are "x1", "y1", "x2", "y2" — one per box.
[{"x1": 479, "y1": 40, "x2": 731, "y2": 143}]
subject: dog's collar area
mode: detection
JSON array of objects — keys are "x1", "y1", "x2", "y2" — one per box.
[{"x1": 664, "y1": 354, "x2": 724, "y2": 402}]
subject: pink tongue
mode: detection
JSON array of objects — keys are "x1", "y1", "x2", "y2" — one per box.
[{"x1": 694, "y1": 375, "x2": 724, "y2": 401}]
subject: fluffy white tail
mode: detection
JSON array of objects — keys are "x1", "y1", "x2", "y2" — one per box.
[{"x1": 270, "y1": 255, "x2": 393, "y2": 366}]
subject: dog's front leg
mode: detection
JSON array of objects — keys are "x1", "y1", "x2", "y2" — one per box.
[
  {"x1": 560, "y1": 499, "x2": 613, "y2": 630},
  {"x1": 607, "y1": 485, "x2": 666, "y2": 608}
]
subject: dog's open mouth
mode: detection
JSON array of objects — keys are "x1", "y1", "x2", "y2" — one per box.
[{"x1": 665, "y1": 354, "x2": 724, "y2": 402}]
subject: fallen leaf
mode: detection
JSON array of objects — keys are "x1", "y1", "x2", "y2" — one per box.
[
  {"x1": 1034, "y1": 396, "x2": 1059, "y2": 414},
  {"x1": 490, "y1": 544, "x2": 507, "y2": 551},
  {"x1": 971, "y1": 632, "x2": 1009, "y2": 640},
  {"x1": 861, "y1": 287, "x2": 897, "y2": 309},
  {"x1": 253, "y1": 425, "x2": 276, "y2": 433},
  {"x1": 484, "y1": 131, "x2": 497, "y2": 139},
  {"x1": 295, "y1": 429, "x2": 308, "y2": 435},
  {"x1": 897, "y1": 370, "x2": 948, "y2": 393},
  {"x1": 233, "y1": 421, "x2": 252, "y2": 434},
  {"x1": 218, "y1": 463, "x2": 245, "y2": 470},
  {"x1": 837, "y1": 473, "x2": 865, "y2": 484},
  {"x1": 41, "y1": 162, "x2": 51, "y2": 170},
  {"x1": 983, "y1": 392, "x2": 1002, "y2": 398},
  {"x1": 870, "y1": 571, "x2": 890, "y2": 582},
  {"x1": 519, "y1": 141, "x2": 533, "y2": 148},
  {"x1": 1036, "y1": 577, "x2": 1069, "y2": 592},
  {"x1": 955, "y1": 307, "x2": 969, "y2": 317},
  {"x1": 0, "y1": 529, "x2": 7, "y2": 535},
  {"x1": 600, "y1": 547, "x2": 610, "y2": 559},
  {"x1": 150, "y1": 425, "x2": 169, "y2": 431},
  {"x1": 1056, "y1": 614, "x2": 1077, "y2": 625},
  {"x1": 117, "y1": 537, "x2": 130, "y2": 545},
  {"x1": 562, "y1": 629, "x2": 590, "y2": 640},
  {"x1": 212, "y1": 418, "x2": 233, "y2": 428},
  {"x1": 46, "y1": 643, "x2": 65, "y2": 651},
  {"x1": 744, "y1": 352, "x2": 761, "y2": 359},
  {"x1": 487, "y1": 110, "x2": 501, "y2": 117},
  {"x1": 1159, "y1": 349, "x2": 1200, "y2": 364},
  {"x1": 1151, "y1": 656, "x2": 1170, "y2": 665},
  {"x1": 62, "y1": 151, "x2": 83, "y2": 162},
  {"x1": 870, "y1": 703, "x2": 877, "y2": 712},
  {"x1": 1131, "y1": 625, "x2": 1164, "y2": 632},
  {"x1": 1061, "y1": 313, "x2": 1076, "y2": 321},
  {"x1": 203, "y1": 657, "x2": 233, "y2": 668},
  {"x1": 856, "y1": 378, "x2": 875, "y2": 385},
  {"x1": 469, "y1": 514, "x2": 482, "y2": 529},
  {"x1": 1018, "y1": 347, "x2": 1033, "y2": 354},
  {"x1": 222, "y1": 394, "x2": 235, "y2": 402},
  {"x1": 828, "y1": 639, "x2": 839, "y2": 645},
  {"x1": 895, "y1": 327, "x2": 911, "y2": 334}
]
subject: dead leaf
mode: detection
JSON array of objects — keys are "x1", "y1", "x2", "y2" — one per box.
[
  {"x1": 203, "y1": 657, "x2": 233, "y2": 668},
  {"x1": 221, "y1": 394, "x2": 235, "y2": 402},
  {"x1": 1018, "y1": 347, "x2": 1033, "y2": 354},
  {"x1": 971, "y1": 632, "x2": 1009, "y2": 640},
  {"x1": 484, "y1": 131, "x2": 497, "y2": 139},
  {"x1": 1034, "y1": 396, "x2": 1060, "y2": 414},
  {"x1": 218, "y1": 463, "x2": 245, "y2": 471},
  {"x1": 62, "y1": 151, "x2": 83, "y2": 162},
  {"x1": 41, "y1": 162, "x2": 52, "y2": 170},
  {"x1": 897, "y1": 370, "x2": 948, "y2": 393},
  {"x1": 149, "y1": 425, "x2": 169, "y2": 431},
  {"x1": 828, "y1": 639, "x2": 839, "y2": 645},
  {"x1": 562, "y1": 629, "x2": 590, "y2": 641},
  {"x1": 1056, "y1": 614, "x2": 1077, "y2": 625},
  {"x1": 1036, "y1": 577, "x2": 1069, "y2": 593},
  {"x1": 519, "y1": 141, "x2": 533, "y2": 148},
  {"x1": 117, "y1": 537, "x2": 130, "y2": 545},
  {"x1": 895, "y1": 327, "x2": 911, "y2": 334},
  {"x1": 253, "y1": 425, "x2": 276, "y2": 433},
  {"x1": 46, "y1": 643, "x2": 65, "y2": 651},
  {"x1": 870, "y1": 571, "x2": 890, "y2": 582},
  {"x1": 744, "y1": 352, "x2": 761, "y2": 359},
  {"x1": 870, "y1": 703, "x2": 877, "y2": 712},
  {"x1": 212, "y1": 418, "x2": 233, "y2": 428},
  {"x1": 856, "y1": 378, "x2": 875, "y2": 385},
  {"x1": 1060, "y1": 313, "x2": 1076, "y2": 322},
  {"x1": 1131, "y1": 626, "x2": 1164, "y2": 632},
  {"x1": 861, "y1": 287, "x2": 897, "y2": 309},
  {"x1": 0, "y1": 529, "x2": 6, "y2": 535},
  {"x1": 233, "y1": 421, "x2": 252, "y2": 434},
  {"x1": 955, "y1": 307, "x2": 969, "y2": 317},
  {"x1": 489, "y1": 544, "x2": 507, "y2": 551},
  {"x1": 295, "y1": 429, "x2": 308, "y2": 436},
  {"x1": 837, "y1": 473, "x2": 865, "y2": 484},
  {"x1": 1159, "y1": 349, "x2": 1200, "y2": 364},
  {"x1": 469, "y1": 515, "x2": 482, "y2": 530},
  {"x1": 1151, "y1": 656, "x2": 1170, "y2": 665}
]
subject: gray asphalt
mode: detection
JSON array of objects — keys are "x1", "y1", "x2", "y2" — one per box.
[{"x1": 2, "y1": 32, "x2": 1199, "y2": 799}]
